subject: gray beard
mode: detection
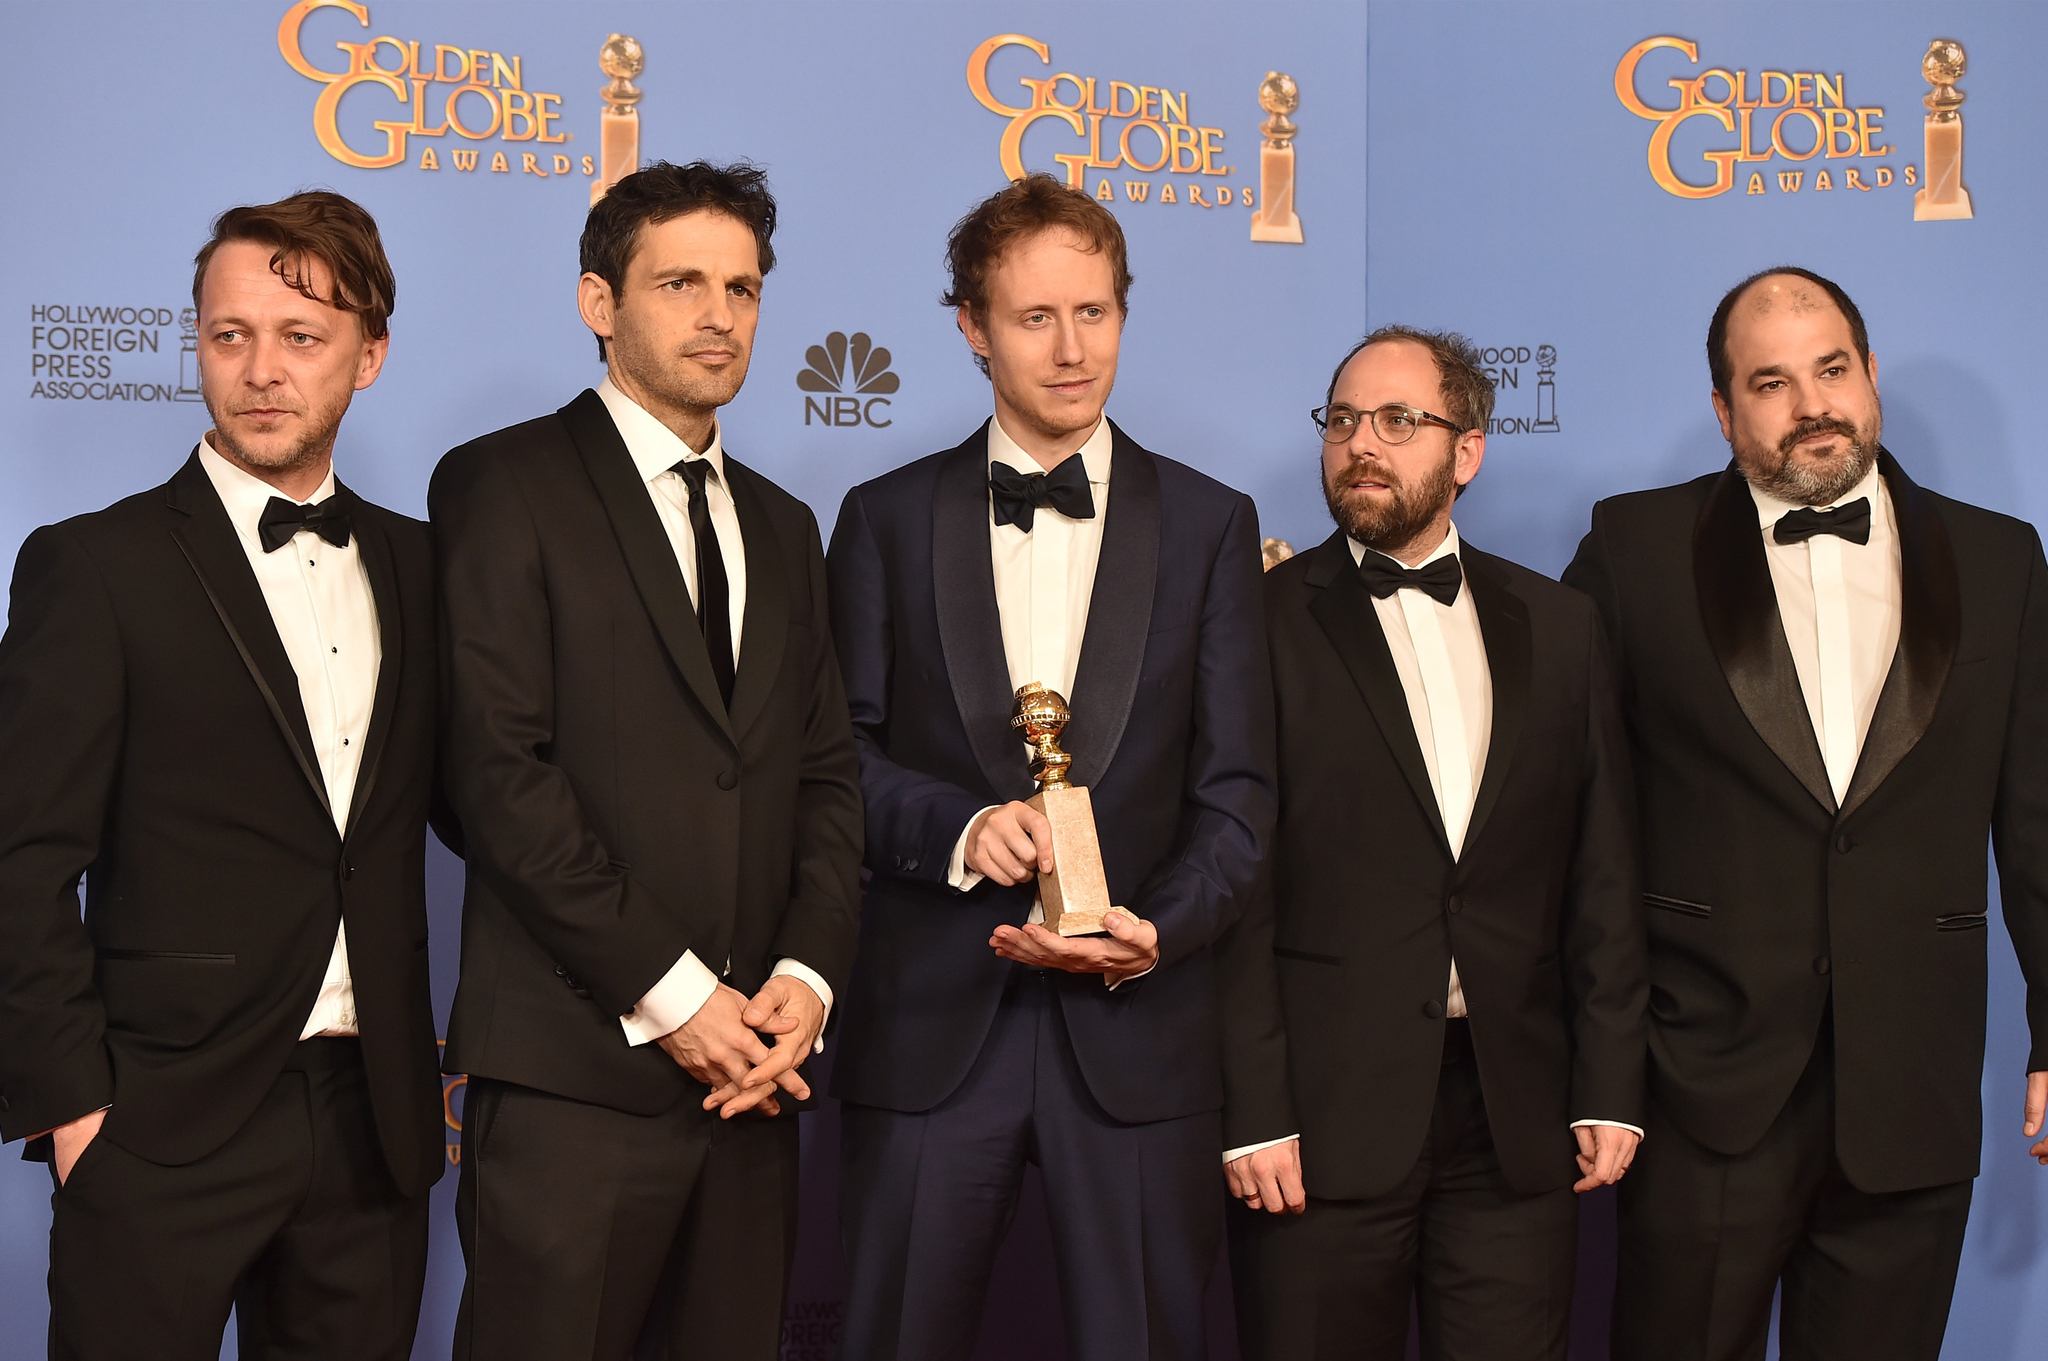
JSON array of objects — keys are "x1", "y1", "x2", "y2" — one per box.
[{"x1": 1737, "y1": 413, "x2": 1881, "y2": 507}]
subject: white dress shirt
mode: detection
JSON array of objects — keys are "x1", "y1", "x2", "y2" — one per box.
[
  {"x1": 197, "y1": 440, "x2": 376, "y2": 1041},
  {"x1": 594, "y1": 379, "x2": 834, "y2": 1051},
  {"x1": 1224, "y1": 523, "x2": 1637, "y2": 1165},
  {"x1": 945, "y1": 414, "x2": 1114, "y2": 900},
  {"x1": 1748, "y1": 464, "x2": 1901, "y2": 803}
]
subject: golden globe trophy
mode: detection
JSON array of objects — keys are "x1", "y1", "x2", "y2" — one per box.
[
  {"x1": 1913, "y1": 39, "x2": 1973, "y2": 222},
  {"x1": 592, "y1": 34, "x2": 644, "y2": 206},
  {"x1": 1262, "y1": 538, "x2": 1296, "y2": 571},
  {"x1": 1012, "y1": 683, "x2": 1118, "y2": 936},
  {"x1": 1250, "y1": 72, "x2": 1305, "y2": 244}
]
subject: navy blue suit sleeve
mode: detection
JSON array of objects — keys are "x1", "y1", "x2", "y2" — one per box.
[
  {"x1": 1135, "y1": 492, "x2": 1277, "y2": 971},
  {"x1": 827, "y1": 487, "x2": 989, "y2": 886}
]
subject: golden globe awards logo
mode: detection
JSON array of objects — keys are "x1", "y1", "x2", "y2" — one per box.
[
  {"x1": 799, "y1": 332, "x2": 899, "y2": 428},
  {"x1": 1615, "y1": 36, "x2": 1912, "y2": 203},
  {"x1": 278, "y1": 0, "x2": 593, "y2": 181},
  {"x1": 1480, "y1": 344, "x2": 1560, "y2": 436}
]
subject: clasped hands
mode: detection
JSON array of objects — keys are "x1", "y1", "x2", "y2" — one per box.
[
  {"x1": 966, "y1": 801, "x2": 1159, "y2": 986},
  {"x1": 658, "y1": 974, "x2": 824, "y2": 1120}
]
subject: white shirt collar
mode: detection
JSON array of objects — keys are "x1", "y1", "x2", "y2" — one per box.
[
  {"x1": 987, "y1": 411, "x2": 1114, "y2": 486},
  {"x1": 1747, "y1": 460, "x2": 1886, "y2": 530},
  {"x1": 196, "y1": 436, "x2": 338, "y2": 542},
  {"x1": 596, "y1": 376, "x2": 727, "y2": 486},
  {"x1": 1348, "y1": 521, "x2": 1462, "y2": 568}
]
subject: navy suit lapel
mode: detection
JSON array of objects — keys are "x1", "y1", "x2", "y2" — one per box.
[
  {"x1": 931, "y1": 424, "x2": 1034, "y2": 802},
  {"x1": 1304, "y1": 532, "x2": 1453, "y2": 853},
  {"x1": 1840, "y1": 450, "x2": 1960, "y2": 818},
  {"x1": 1459, "y1": 545, "x2": 1530, "y2": 858},
  {"x1": 1693, "y1": 462, "x2": 1837, "y2": 813},
  {"x1": 560, "y1": 388, "x2": 737, "y2": 748},
  {"x1": 340, "y1": 495, "x2": 403, "y2": 842},
  {"x1": 725, "y1": 457, "x2": 790, "y2": 742},
  {"x1": 1063, "y1": 422, "x2": 1158, "y2": 789},
  {"x1": 165, "y1": 454, "x2": 333, "y2": 827}
]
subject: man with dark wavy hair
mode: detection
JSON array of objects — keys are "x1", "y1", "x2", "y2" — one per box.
[
  {"x1": 432, "y1": 160, "x2": 861, "y2": 1360},
  {"x1": 827, "y1": 173, "x2": 1275, "y2": 1359},
  {"x1": 0, "y1": 190, "x2": 448, "y2": 1359},
  {"x1": 1566, "y1": 266, "x2": 2048, "y2": 1361}
]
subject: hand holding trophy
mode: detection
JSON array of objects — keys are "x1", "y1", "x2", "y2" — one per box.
[{"x1": 1011, "y1": 683, "x2": 1117, "y2": 935}]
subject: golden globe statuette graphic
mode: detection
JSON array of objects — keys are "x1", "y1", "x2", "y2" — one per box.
[
  {"x1": 1262, "y1": 538, "x2": 1296, "y2": 571},
  {"x1": 1012, "y1": 683, "x2": 1118, "y2": 936},
  {"x1": 1913, "y1": 39, "x2": 1973, "y2": 222},
  {"x1": 592, "y1": 34, "x2": 644, "y2": 206},
  {"x1": 1250, "y1": 72, "x2": 1305, "y2": 244}
]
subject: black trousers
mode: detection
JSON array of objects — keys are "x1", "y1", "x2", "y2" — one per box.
[
  {"x1": 1614, "y1": 1019, "x2": 1973, "y2": 1361},
  {"x1": 1230, "y1": 1019, "x2": 1579, "y2": 1361},
  {"x1": 453, "y1": 1075, "x2": 799, "y2": 1361},
  {"x1": 838, "y1": 968, "x2": 1223, "y2": 1361},
  {"x1": 46, "y1": 1038, "x2": 429, "y2": 1361}
]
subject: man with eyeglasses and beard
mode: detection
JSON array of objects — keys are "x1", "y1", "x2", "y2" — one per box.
[
  {"x1": 1224, "y1": 325, "x2": 1647, "y2": 1361},
  {"x1": 1564, "y1": 267, "x2": 2048, "y2": 1361}
]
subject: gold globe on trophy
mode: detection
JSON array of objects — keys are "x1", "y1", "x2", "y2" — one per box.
[
  {"x1": 1010, "y1": 683, "x2": 1117, "y2": 936},
  {"x1": 592, "y1": 34, "x2": 645, "y2": 206}
]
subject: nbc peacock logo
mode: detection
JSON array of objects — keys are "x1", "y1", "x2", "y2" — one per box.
[{"x1": 798, "y1": 331, "x2": 898, "y2": 428}]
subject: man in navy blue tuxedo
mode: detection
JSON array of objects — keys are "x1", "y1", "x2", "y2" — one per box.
[{"x1": 827, "y1": 174, "x2": 1276, "y2": 1360}]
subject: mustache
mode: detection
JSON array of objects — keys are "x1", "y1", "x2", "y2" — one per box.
[
  {"x1": 1329, "y1": 455, "x2": 1404, "y2": 491},
  {"x1": 1779, "y1": 416, "x2": 1860, "y2": 456}
]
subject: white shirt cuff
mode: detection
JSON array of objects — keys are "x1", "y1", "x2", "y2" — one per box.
[
  {"x1": 1105, "y1": 954, "x2": 1156, "y2": 989},
  {"x1": 1570, "y1": 1118, "x2": 1646, "y2": 1139},
  {"x1": 619, "y1": 949, "x2": 720, "y2": 1046},
  {"x1": 1224, "y1": 1133, "x2": 1299, "y2": 1164},
  {"x1": 770, "y1": 957, "x2": 835, "y2": 1054},
  {"x1": 948, "y1": 806, "x2": 1000, "y2": 892}
]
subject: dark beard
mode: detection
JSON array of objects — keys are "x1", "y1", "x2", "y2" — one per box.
[
  {"x1": 1737, "y1": 410, "x2": 1881, "y2": 506},
  {"x1": 1321, "y1": 445, "x2": 1458, "y2": 554}
]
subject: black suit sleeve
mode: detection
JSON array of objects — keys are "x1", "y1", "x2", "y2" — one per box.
[
  {"x1": 1137, "y1": 492, "x2": 1278, "y2": 971},
  {"x1": 1561, "y1": 500, "x2": 1633, "y2": 707},
  {"x1": 1218, "y1": 860, "x2": 1299, "y2": 1151},
  {"x1": 0, "y1": 525, "x2": 120, "y2": 1141},
  {"x1": 430, "y1": 452, "x2": 692, "y2": 1018},
  {"x1": 1560, "y1": 611, "x2": 1649, "y2": 1125},
  {"x1": 827, "y1": 487, "x2": 992, "y2": 885},
  {"x1": 768, "y1": 510, "x2": 864, "y2": 1001},
  {"x1": 1993, "y1": 529, "x2": 2048, "y2": 1075}
]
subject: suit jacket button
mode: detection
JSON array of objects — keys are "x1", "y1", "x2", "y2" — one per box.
[
  {"x1": 1835, "y1": 833, "x2": 1855, "y2": 854},
  {"x1": 1422, "y1": 999, "x2": 1445, "y2": 1019},
  {"x1": 1814, "y1": 956, "x2": 1831, "y2": 975},
  {"x1": 342, "y1": 864, "x2": 355, "y2": 881},
  {"x1": 1446, "y1": 895, "x2": 1463, "y2": 915},
  {"x1": 716, "y1": 770, "x2": 739, "y2": 791},
  {"x1": 904, "y1": 858, "x2": 920, "y2": 872},
  {"x1": 554, "y1": 964, "x2": 568, "y2": 977}
]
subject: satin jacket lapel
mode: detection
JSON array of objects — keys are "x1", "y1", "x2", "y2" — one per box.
[
  {"x1": 1460, "y1": 546, "x2": 1530, "y2": 857},
  {"x1": 724, "y1": 458, "x2": 790, "y2": 741},
  {"x1": 1304, "y1": 532, "x2": 1452, "y2": 852},
  {"x1": 560, "y1": 389, "x2": 736, "y2": 748},
  {"x1": 1693, "y1": 463, "x2": 1836, "y2": 813},
  {"x1": 932, "y1": 423, "x2": 1035, "y2": 803},
  {"x1": 1840, "y1": 451, "x2": 1960, "y2": 818},
  {"x1": 1064, "y1": 422, "x2": 1158, "y2": 788},
  {"x1": 164, "y1": 455, "x2": 332, "y2": 825},
  {"x1": 341, "y1": 494, "x2": 402, "y2": 841}
]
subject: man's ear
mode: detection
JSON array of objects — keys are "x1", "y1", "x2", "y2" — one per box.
[
  {"x1": 957, "y1": 303, "x2": 992, "y2": 361},
  {"x1": 352, "y1": 331, "x2": 390, "y2": 392},
  {"x1": 1710, "y1": 388, "x2": 1734, "y2": 444},
  {"x1": 578, "y1": 272, "x2": 617, "y2": 346}
]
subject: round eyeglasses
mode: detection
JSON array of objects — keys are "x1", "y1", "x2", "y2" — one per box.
[{"x1": 1311, "y1": 403, "x2": 1464, "y2": 445}]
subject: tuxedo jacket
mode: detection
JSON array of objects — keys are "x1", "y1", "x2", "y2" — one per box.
[
  {"x1": 1222, "y1": 531, "x2": 1647, "y2": 1199},
  {"x1": 825, "y1": 420, "x2": 1276, "y2": 1125},
  {"x1": 0, "y1": 455, "x2": 445, "y2": 1196},
  {"x1": 1563, "y1": 450, "x2": 2048, "y2": 1192},
  {"x1": 431, "y1": 390, "x2": 863, "y2": 1115}
]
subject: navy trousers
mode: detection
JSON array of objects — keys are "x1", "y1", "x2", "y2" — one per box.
[{"x1": 838, "y1": 967, "x2": 1222, "y2": 1361}]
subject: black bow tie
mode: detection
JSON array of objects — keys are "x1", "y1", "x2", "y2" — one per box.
[
  {"x1": 257, "y1": 493, "x2": 353, "y2": 553},
  {"x1": 989, "y1": 456, "x2": 1096, "y2": 533},
  {"x1": 1359, "y1": 551, "x2": 1463, "y2": 607},
  {"x1": 1773, "y1": 498, "x2": 1872, "y2": 547}
]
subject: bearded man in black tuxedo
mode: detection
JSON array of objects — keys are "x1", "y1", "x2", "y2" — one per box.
[{"x1": 1564, "y1": 267, "x2": 2048, "y2": 1361}]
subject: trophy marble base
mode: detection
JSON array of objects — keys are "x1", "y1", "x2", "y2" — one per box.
[
  {"x1": 1251, "y1": 145, "x2": 1304, "y2": 243},
  {"x1": 1027, "y1": 784, "x2": 1119, "y2": 936},
  {"x1": 1914, "y1": 115, "x2": 1973, "y2": 221},
  {"x1": 1913, "y1": 188, "x2": 1973, "y2": 221}
]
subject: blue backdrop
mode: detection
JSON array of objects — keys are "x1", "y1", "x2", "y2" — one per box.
[{"x1": 2, "y1": 2, "x2": 2042, "y2": 1357}]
